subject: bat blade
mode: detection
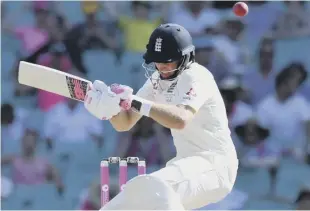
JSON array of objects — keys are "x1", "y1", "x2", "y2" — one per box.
[{"x1": 18, "y1": 61, "x2": 91, "y2": 101}]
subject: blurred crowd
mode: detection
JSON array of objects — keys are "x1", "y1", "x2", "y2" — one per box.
[{"x1": 1, "y1": 1, "x2": 310, "y2": 210}]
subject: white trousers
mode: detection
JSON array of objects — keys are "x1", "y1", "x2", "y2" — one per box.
[{"x1": 150, "y1": 153, "x2": 239, "y2": 210}]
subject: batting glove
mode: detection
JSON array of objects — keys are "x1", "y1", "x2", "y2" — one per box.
[
  {"x1": 110, "y1": 83, "x2": 153, "y2": 117},
  {"x1": 84, "y1": 80, "x2": 122, "y2": 120},
  {"x1": 110, "y1": 83, "x2": 133, "y2": 110}
]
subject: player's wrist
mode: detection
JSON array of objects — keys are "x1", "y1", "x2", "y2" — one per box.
[{"x1": 131, "y1": 95, "x2": 153, "y2": 117}]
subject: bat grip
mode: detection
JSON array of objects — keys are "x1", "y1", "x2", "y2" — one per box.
[
  {"x1": 120, "y1": 99, "x2": 131, "y2": 110},
  {"x1": 110, "y1": 84, "x2": 132, "y2": 110}
]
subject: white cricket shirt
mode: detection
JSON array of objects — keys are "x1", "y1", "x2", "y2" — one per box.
[{"x1": 137, "y1": 62, "x2": 237, "y2": 159}]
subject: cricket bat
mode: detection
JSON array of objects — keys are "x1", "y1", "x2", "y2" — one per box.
[{"x1": 18, "y1": 61, "x2": 91, "y2": 102}]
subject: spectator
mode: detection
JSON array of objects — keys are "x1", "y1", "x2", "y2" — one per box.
[
  {"x1": 287, "y1": 62, "x2": 310, "y2": 101},
  {"x1": 256, "y1": 64, "x2": 310, "y2": 162},
  {"x1": 36, "y1": 44, "x2": 74, "y2": 112},
  {"x1": 80, "y1": 179, "x2": 118, "y2": 210},
  {"x1": 105, "y1": 1, "x2": 162, "y2": 53},
  {"x1": 213, "y1": 13, "x2": 249, "y2": 75},
  {"x1": 168, "y1": 1, "x2": 220, "y2": 36},
  {"x1": 43, "y1": 99, "x2": 104, "y2": 150},
  {"x1": 12, "y1": 8, "x2": 69, "y2": 97},
  {"x1": 114, "y1": 117, "x2": 174, "y2": 168},
  {"x1": 1, "y1": 103, "x2": 29, "y2": 151},
  {"x1": 2, "y1": 2, "x2": 51, "y2": 56},
  {"x1": 193, "y1": 36, "x2": 231, "y2": 84},
  {"x1": 1, "y1": 176, "x2": 13, "y2": 199},
  {"x1": 242, "y1": 36, "x2": 276, "y2": 106},
  {"x1": 272, "y1": 1, "x2": 310, "y2": 39},
  {"x1": 234, "y1": 117, "x2": 280, "y2": 195},
  {"x1": 243, "y1": 1, "x2": 279, "y2": 48},
  {"x1": 47, "y1": 15, "x2": 69, "y2": 50},
  {"x1": 65, "y1": 1, "x2": 118, "y2": 74},
  {"x1": 14, "y1": 14, "x2": 71, "y2": 99},
  {"x1": 300, "y1": 81, "x2": 310, "y2": 101},
  {"x1": 1, "y1": 129, "x2": 64, "y2": 194},
  {"x1": 218, "y1": 77, "x2": 253, "y2": 156}
]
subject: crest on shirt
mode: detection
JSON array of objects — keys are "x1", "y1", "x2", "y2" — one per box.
[
  {"x1": 167, "y1": 81, "x2": 178, "y2": 93},
  {"x1": 163, "y1": 82, "x2": 178, "y2": 102}
]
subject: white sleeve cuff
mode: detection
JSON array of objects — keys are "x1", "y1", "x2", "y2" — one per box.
[{"x1": 131, "y1": 95, "x2": 153, "y2": 117}]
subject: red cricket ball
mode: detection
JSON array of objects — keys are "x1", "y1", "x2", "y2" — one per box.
[{"x1": 233, "y1": 2, "x2": 248, "y2": 17}]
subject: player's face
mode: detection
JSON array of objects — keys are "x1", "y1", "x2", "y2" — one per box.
[{"x1": 155, "y1": 62, "x2": 178, "y2": 79}]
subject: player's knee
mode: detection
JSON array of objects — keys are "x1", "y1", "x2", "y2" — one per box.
[
  {"x1": 124, "y1": 175, "x2": 180, "y2": 202},
  {"x1": 126, "y1": 175, "x2": 174, "y2": 195},
  {"x1": 125, "y1": 175, "x2": 184, "y2": 210}
]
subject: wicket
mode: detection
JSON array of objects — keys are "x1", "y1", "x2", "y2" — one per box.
[{"x1": 100, "y1": 157, "x2": 146, "y2": 206}]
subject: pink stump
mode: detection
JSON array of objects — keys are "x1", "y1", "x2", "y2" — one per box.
[
  {"x1": 100, "y1": 160, "x2": 109, "y2": 206},
  {"x1": 119, "y1": 159, "x2": 128, "y2": 192},
  {"x1": 138, "y1": 160, "x2": 146, "y2": 175}
]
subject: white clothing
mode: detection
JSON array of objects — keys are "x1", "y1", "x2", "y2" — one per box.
[
  {"x1": 101, "y1": 175, "x2": 185, "y2": 210},
  {"x1": 43, "y1": 102, "x2": 104, "y2": 143},
  {"x1": 256, "y1": 93, "x2": 310, "y2": 150},
  {"x1": 136, "y1": 62, "x2": 238, "y2": 209},
  {"x1": 137, "y1": 62, "x2": 236, "y2": 157},
  {"x1": 2, "y1": 107, "x2": 29, "y2": 142},
  {"x1": 229, "y1": 101, "x2": 254, "y2": 128},
  {"x1": 168, "y1": 5, "x2": 220, "y2": 35},
  {"x1": 228, "y1": 101, "x2": 254, "y2": 153},
  {"x1": 2, "y1": 107, "x2": 29, "y2": 154}
]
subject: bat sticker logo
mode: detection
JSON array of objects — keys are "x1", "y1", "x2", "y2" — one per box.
[{"x1": 66, "y1": 77, "x2": 88, "y2": 101}]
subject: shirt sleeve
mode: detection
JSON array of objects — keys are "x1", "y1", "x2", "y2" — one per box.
[{"x1": 176, "y1": 71, "x2": 214, "y2": 112}]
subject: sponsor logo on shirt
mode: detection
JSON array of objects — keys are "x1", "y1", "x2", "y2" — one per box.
[{"x1": 186, "y1": 88, "x2": 196, "y2": 97}]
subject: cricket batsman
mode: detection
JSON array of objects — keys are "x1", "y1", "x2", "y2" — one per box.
[{"x1": 84, "y1": 23, "x2": 239, "y2": 210}]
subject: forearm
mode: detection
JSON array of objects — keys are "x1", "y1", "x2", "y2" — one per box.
[
  {"x1": 131, "y1": 95, "x2": 195, "y2": 129},
  {"x1": 109, "y1": 110, "x2": 141, "y2": 132},
  {"x1": 110, "y1": 111, "x2": 131, "y2": 131},
  {"x1": 148, "y1": 103, "x2": 193, "y2": 130}
]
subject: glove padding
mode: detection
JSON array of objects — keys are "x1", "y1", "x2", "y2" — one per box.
[
  {"x1": 110, "y1": 83, "x2": 133, "y2": 110},
  {"x1": 84, "y1": 80, "x2": 122, "y2": 120}
]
